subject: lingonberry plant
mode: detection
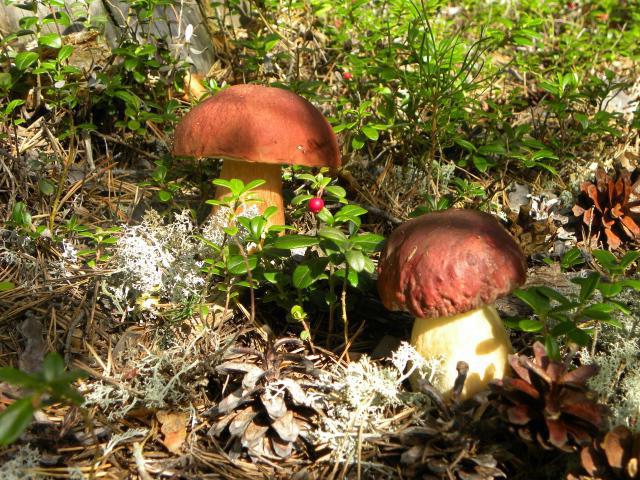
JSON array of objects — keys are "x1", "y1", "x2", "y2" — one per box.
[
  {"x1": 199, "y1": 172, "x2": 384, "y2": 343},
  {"x1": 506, "y1": 248, "x2": 640, "y2": 359},
  {"x1": 0, "y1": 353, "x2": 86, "y2": 446}
]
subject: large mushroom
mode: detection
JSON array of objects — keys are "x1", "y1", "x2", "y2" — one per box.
[
  {"x1": 173, "y1": 84, "x2": 340, "y2": 226},
  {"x1": 377, "y1": 209, "x2": 526, "y2": 399}
]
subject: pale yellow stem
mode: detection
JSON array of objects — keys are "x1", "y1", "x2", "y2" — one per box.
[{"x1": 410, "y1": 305, "x2": 512, "y2": 399}]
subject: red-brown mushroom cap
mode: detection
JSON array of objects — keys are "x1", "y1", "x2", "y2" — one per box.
[
  {"x1": 377, "y1": 209, "x2": 526, "y2": 318},
  {"x1": 173, "y1": 84, "x2": 340, "y2": 169}
]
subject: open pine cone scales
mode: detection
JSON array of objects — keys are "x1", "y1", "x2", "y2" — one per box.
[
  {"x1": 399, "y1": 418, "x2": 506, "y2": 479},
  {"x1": 572, "y1": 168, "x2": 640, "y2": 249},
  {"x1": 208, "y1": 338, "x2": 321, "y2": 461},
  {"x1": 490, "y1": 342, "x2": 607, "y2": 452},
  {"x1": 568, "y1": 425, "x2": 640, "y2": 480}
]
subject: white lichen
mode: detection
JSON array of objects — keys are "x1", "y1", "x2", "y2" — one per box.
[
  {"x1": 109, "y1": 210, "x2": 206, "y2": 303},
  {"x1": 311, "y1": 343, "x2": 437, "y2": 463},
  {"x1": 583, "y1": 336, "x2": 640, "y2": 430},
  {"x1": 0, "y1": 444, "x2": 40, "y2": 480},
  {"x1": 103, "y1": 428, "x2": 149, "y2": 457},
  {"x1": 109, "y1": 206, "x2": 262, "y2": 306},
  {"x1": 84, "y1": 339, "x2": 207, "y2": 420}
]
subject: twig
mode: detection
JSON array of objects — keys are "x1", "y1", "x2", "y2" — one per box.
[
  {"x1": 451, "y1": 361, "x2": 469, "y2": 404},
  {"x1": 132, "y1": 442, "x2": 154, "y2": 480},
  {"x1": 363, "y1": 204, "x2": 403, "y2": 225}
]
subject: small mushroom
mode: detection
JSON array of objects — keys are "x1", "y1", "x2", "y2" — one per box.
[
  {"x1": 173, "y1": 84, "x2": 340, "y2": 227},
  {"x1": 377, "y1": 209, "x2": 526, "y2": 399}
]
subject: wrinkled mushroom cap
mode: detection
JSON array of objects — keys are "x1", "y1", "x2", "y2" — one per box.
[
  {"x1": 173, "y1": 84, "x2": 340, "y2": 168},
  {"x1": 377, "y1": 209, "x2": 526, "y2": 318}
]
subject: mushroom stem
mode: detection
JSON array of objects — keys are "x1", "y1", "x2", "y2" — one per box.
[
  {"x1": 410, "y1": 304, "x2": 512, "y2": 400},
  {"x1": 214, "y1": 159, "x2": 285, "y2": 227}
]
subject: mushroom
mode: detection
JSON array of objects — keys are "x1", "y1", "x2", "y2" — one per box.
[
  {"x1": 377, "y1": 209, "x2": 526, "y2": 399},
  {"x1": 173, "y1": 84, "x2": 340, "y2": 227}
]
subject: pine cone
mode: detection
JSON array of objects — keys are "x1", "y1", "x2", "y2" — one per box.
[
  {"x1": 399, "y1": 417, "x2": 506, "y2": 479},
  {"x1": 567, "y1": 425, "x2": 640, "y2": 480},
  {"x1": 394, "y1": 362, "x2": 506, "y2": 479},
  {"x1": 572, "y1": 168, "x2": 640, "y2": 249},
  {"x1": 490, "y1": 342, "x2": 608, "y2": 452},
  {"x1": 208, "y1": 338, "x2": 321, "y2": 462}
]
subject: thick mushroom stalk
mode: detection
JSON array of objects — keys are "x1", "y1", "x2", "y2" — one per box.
[
  {"x1": 411, "y1": 304, "x2": 512, "y2": 397},
  {"x1": 216, "y1": 159, "x2": 285, "y2": 226},
  {"x1": 377, "y1": 209, "x2": 526, "y2": 400},
  {"x1": 173, "y1": 84, "x2": 340, "y2": 229}
]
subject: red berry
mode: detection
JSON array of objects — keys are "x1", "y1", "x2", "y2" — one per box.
[
  {"x1": 308, "y1": 197, "x2": 325, "y2": 213},
  {"x1": 342, "y1": 72, "x2": 353, "y2": 81}
]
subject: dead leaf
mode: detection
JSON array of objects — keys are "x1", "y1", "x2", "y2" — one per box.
[{"x1": 156, "y1": 410, "x2": 187, "y2": 454}]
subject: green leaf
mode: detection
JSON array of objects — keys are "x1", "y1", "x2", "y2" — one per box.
[
  {"x1": 5, "y1": 99, "x2": 25, "y2": 115},
  {"x1": 38, "y1": 178, "x2": 55, "y2": 196},
  {"x1": 226, "y1": 255, "x2": 257, "y2": 275},
  {"x1": 351, "y1": 233, "x2": 385, "y2": 252},
  {"x1": 38, "y1": 33, "x2": 61, "y2": 49},
  {"x1": 11, "y1": 202, "x2": 31, "y2": 226},
  {"x1": 334, "y1": 204, "x2": 368, "y2": 222},
  {"x1": 262, "y1": 206, "x2": 278, "y2": 219},
  {"x1": 619, "y1": 279, "x2": 640, "y2": 291},
  {"x1": 334, "y1": 267, "x2": 359, "y2": 287},
  {"x1": 544, "y1": 335, "x2": 560, "y2": 360},
  {"x1": 596, "y1": 281, "x2": 622, "y2": 298},
  {"x1": 362, "y1": 256, "x2": 375, "y2": 273},
  {"x1": 351, "y1": 136, "x2": 365, "y2": 150},
  {"x1": 514, "y1": 288, "x2": 550, "y2": 315},
  {"x1": 567, "y1": 327, "x2": 591, "y2": 346},
  {"x1": 316, "y1": 208, "x2": 334, "y2": 225},
  {"x1": 591, "y1": 250, "x2": 618, "y2": 271},
  {"x1": 211, "y1": 178, "x2": 232, "y2": 190},
  {"x1": 291, "y1": 194, "x2": 313, "y2": 205},
  {"x1": 272, "y1": 235, "x2": 318, "y2": 250},
  {"x1": 0, "y1": 281, "x2": 15, "y2": 292},
  {"x1": 243, "y1": 179, "x2": 266, "y2": 193},
  {"x1": 0, "y1": 368, "x2": 40, "y2": 388},
  {"x1": 157, "y1": 190, "x2": 172, "y2": 202},
  {"x1": 561, "y1": 247, "x2": 584, "y2": 269},
  {"x1": 292, "y1": 259, "x2": 328, "y2": 289},
  {"x1": 581, "y1": 303, "x2": 615, "y2": 321},
  {"x1": 324, "y1": 185, "x2": 346, "y2": 199},
  {"x1": 113, "y1": 90, "x2": 140, "y2": 110},
  {"x1": 361, "y1": 125, "x2": 379, "y2": 141},
  {"x1": 296, "y1": 174, "x2": 317, "y2": 183},
  {"x1": 249, "y1": 216, "x2": 266, "y2": 240},
  {"x1": 228, "y1": 179, "x2": 244, "y2": 196},
  {"x1": 619, "y1": 251, "x2": 640, "y2": 269},
  {"x1": 57, "y1": 44, "x2": 74, "y2": 61},
  {"x1": 536, "y1": 286, "x2": 571, "y2": 305},
  {"x1": 453, "y1": 137, "x2": 476, "y2": 152},
  {"x1": 345, "y1": 249, "x2": 365, "y2": 272},
  {"x1": 318, "y1": 227, "x2": 348, "y2": 245},
  {"x1": 574, "y1": 272, "x2": 600, "y2": 303},
  {"x1": 0, "y1": 72, "x2": 12, "y2": 90},
  {"x1": 0, "y1": 397, "x2": 35, "y2": 446},
  {"x1": 472, "y1": 155, "x2": 489, "y2": 172},
  {"x1": 551, "y1": 321, "x2": 578, "y2": 336},
  {"x1": 517, "y1": 319, "x2": 544, "y2": 332},
  {"x1": 15, "y1": 51, "x2": 38, "y2": 70},
  {"x1": 42, "y1": 352, "x2": 65, "y2": 382}
]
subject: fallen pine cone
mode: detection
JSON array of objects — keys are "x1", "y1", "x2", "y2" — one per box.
[
  {"x1": 208, "y1": 338, "x2": 322, "y2": 462},
  {"x1": 567, "y1": 425, "x2": 640, "y2": 480},
  {"x1": 394, "y1": 362, "x2": 506, "y2": 479},
  {"x1": 572, "y1": 168, "x2": 640, "y2": 249},
  {"x1": 490, "y1": 342, "x2": 608, "y2": 452}
]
